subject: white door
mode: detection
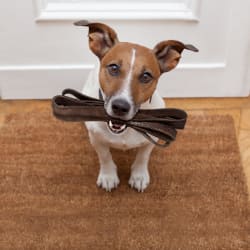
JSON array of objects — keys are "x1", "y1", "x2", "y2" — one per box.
[{"x1": 0, "y1": 0, "x2": 250, "y2": 99}]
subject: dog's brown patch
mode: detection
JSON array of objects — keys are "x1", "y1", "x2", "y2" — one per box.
[
  {"x1": 129, "y1": 45, "x2": 161, "y2": 104},
  {"x1": 99, "y1": 42, "x2": 161, "y2": 105}
]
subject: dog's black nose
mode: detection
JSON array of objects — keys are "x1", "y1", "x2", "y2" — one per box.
[{"x1": 112, "y1": 99, "x2": 131, "y2": 116}]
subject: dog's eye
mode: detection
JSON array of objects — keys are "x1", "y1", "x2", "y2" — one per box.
[
  {"x1": 139, "y1": 72, "x2": 153, "y2": 84},
  {"x1": 107, "y1": 64, "x2": 120, "y2": 76}
]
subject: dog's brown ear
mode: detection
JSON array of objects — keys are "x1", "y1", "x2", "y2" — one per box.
[
  {"x1": 74, "y1": 20, "x2": 119, "y2": 59},
  {"x1": 153, "y1": 40, "x2": 198, "y2": 73}
]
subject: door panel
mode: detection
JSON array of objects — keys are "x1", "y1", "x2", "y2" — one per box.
[{"x1": 0, "y1": 0, "x2": 249, "y2": 99}]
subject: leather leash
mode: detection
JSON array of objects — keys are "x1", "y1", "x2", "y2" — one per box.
[{"x1": 51, "y1": 88, "x2": 187, "y2": 147}]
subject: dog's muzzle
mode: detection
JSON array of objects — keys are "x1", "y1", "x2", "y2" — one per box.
[{"x1": 107, "y1": 98, "x2": 131, "y2": 134}]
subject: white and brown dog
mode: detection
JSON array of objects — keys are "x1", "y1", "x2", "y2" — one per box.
[{"x1": 75, "y1": 20, "x2": 198, "y2": 192}]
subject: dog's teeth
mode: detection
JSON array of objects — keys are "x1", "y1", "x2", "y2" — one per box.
[
  {"x1": 108, "y1": 120, "x2": 127, "y2": 134},
  {"x1": 120, "y1": 124, "x2": 126, "y2": 130}
]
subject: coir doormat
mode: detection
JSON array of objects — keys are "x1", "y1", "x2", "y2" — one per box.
[{"x1": 0, "y1": 111, "x2": 249, "y2": 249}]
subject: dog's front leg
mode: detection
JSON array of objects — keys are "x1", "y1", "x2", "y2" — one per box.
[
  {"x1": 129, "y1": 143, "x2": 155, "y2": 192},
  {"x1": 89, "y1": 132, "x2": 119, "y2": 192}
]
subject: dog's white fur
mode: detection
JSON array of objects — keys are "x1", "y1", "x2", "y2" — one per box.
[{"x1": 83, "y1": 55, "x2": 165, "y2": 192}]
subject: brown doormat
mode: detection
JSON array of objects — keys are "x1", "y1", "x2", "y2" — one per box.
[{"x1": 0, "y1": 111, "x2": 249, "y2": 250}]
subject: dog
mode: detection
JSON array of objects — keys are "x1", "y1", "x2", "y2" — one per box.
[{"x1": 75, "y1": 20, "x2": 198, "y2": 192}]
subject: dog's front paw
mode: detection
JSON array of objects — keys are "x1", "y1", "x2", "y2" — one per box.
[
  {"x1": 97, "y1": 170, "x2": 120, "y2": 192},
  {"x1": 129, "y1": 168, "x2": 150, "y2": 192}
]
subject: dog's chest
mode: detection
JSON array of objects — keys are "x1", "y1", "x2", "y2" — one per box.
[{"x1": 85, "y1": 121, "x2": 149, "y2": 150}]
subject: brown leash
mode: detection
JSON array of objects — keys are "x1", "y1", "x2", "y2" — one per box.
[{"x1": 51, "y1": 89, "x2": 187, "y2": 147}]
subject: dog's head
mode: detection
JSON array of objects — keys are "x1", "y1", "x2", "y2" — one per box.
[{"x1": 75, "y1": 20, "x2": 198, "y2": 132}]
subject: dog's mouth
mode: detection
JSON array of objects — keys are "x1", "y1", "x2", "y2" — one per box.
[{"x1": 107, "y1": 120, "x2": 127, "y2": 134}]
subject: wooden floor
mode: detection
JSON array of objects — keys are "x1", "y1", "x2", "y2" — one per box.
[{"x1": 0, "y1": 97, "x2": 249, "y2": 197}]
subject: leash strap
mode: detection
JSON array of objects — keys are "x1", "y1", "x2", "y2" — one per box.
[{"x1": 52, "y1": 89, "x2": 187, "y2": 147}]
